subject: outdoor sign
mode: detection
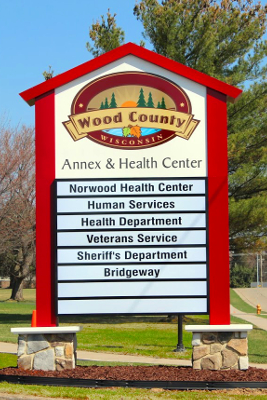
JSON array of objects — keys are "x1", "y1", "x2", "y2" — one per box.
[{"x1": 20, "y1": 43, "x2": 242, "y2": 326}]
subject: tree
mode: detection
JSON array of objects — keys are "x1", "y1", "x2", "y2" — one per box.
[
  {"x1": 0, "y1": 123, "x2": 35, "y2": 301},
  {"x1": 88, "y1": 1, "x2": 267, "y2": 252},
  {"x1": 228, "y1": 82, "x2": 267, "y2": 251},
  {"x1": 86, "y1": 9, "x2": 125, "y2": 57},
  {"x1": 133, "y1": 0, "x2": 267, "y2": 86},
  {"x1": 104, "y1": 97, "x2": 109, "y2": 109},
  {"x1": 133, "y1": 0, "x2": 267, "y2": 252},
  {"x1": 42, "y1": 66, "x2": 54, "y2": 81},
  {"x1": 137, "y1": 88, "x2": 147, "y2": 107},
  {"x1": 109, "y1": 93, "x2": 117, "y2": 108},
  {"x1": 161, "y1": 97, "x2": 166, "y2": 109},
  {"x1": 230, "y1": 264, "x2": 256, "y2": 288},
  {"x1": 147, "y1": 92, "x2": 155, "y2": 108}
]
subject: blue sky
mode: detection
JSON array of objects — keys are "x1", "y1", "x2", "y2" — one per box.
[{"x1": 0, "y1": 0, "x2": 147, "y2": 128}]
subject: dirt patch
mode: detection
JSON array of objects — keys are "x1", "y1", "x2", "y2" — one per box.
[{"x1": 1, "y1": 365, "x2": 267, "y2": 382}]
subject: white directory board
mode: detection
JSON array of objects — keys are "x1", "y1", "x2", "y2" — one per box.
[{"x1": 56, "y1": 178, "x2": 208, "y2": 315}]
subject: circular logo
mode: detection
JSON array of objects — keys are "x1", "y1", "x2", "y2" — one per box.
[{"x1": 63, "y1": 72, "x2": 199, "y2": 149}]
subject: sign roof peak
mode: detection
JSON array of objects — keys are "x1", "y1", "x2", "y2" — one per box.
[{"x1": 20, "y1": 42, "x2": 242, "y2": 106}]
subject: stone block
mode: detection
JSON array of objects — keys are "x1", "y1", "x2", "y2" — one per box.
[
  {"x1": 55, "y1": 346, "x2": 64, "y2": 357},
  {"x1": 192, "y1": 359, "x2": 201, "y2": 370},
  {"x1": 201, "y1": 354, "x2": 222, "y2": 370},
  {"x1": 210, "y1": 343, "x2": 223, "y2": 354},
  {"x1": 222, "y1": 348, "x2": 238, "y2": 369},
  {"x1": 50, "y1": 341, "x2": 65, "y2": 347},
  {"x1": 44, "y1": 334, "x2": 53, "y2": 342},
  {"x1": 231, "y1": 363, "x2": 239, "y2": 370},
  {"x1": 65, "y1": 343, "x2": 73, "y2": 359},
  {"x1": 33, "y1": 348, "x2": 55, "y2": 371},
  {"x1": 47, "y1": 333, "x2": 74, "y2": 346},
  {"x1": 218, "y1": 332, "x2": 233, "y2": 344},
  {"x1": 239, "y1": 356, "x2": 249, "y2": 370},
  {"x1": 17, "y1": 337, "x2": 26, "y2": 357},
  {"x1": 56, "y1": 358, "x2": 74, "y2": 371},
  {"x1": 18, "y1": 355, "x2": 32, "y2": 370},
  {"x1": 193, "y1": 345, "x2": 209, "y2": 360},
  {"x1": 49, "y1": 333, "x2": 73, "y2": 342},
  {"x1": 192, "y1": 333, "x2": 201, "y2": 346},
  {"x1": 202, "y1": 333, "x2": 217, "y2": 344},
  {"x1": 227, "y1": 338, "x2": 247, "y2": 356},
  {"x1": 27, "y1": 334, "x2": 49, "y2": 354}
]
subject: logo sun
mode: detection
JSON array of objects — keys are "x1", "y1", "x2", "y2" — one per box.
[{"x1": 121, "y1": 101, "x2": 138, "y2": 107}]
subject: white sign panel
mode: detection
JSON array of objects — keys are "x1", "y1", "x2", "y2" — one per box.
[
  {"x1": 54, "y1": 60, "x2": 208, "y2": 315},
  {"x1": 55, "y1": 57, "x2": 207, "y2": 180}
]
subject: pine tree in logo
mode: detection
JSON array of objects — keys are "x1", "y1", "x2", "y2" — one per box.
[
  {"x1": 104, "y1": 97, "x2": 109, "y2": 109},
  {"x1": 157, "y1": 101, "x2": 161, "y2": 109},
  {"x1": 161, "y1": 97, "x2": 166, "y2": 109},
  {"x1": 109, "y1": 93, "x2": 117, "y2": 108},
  {"x1": 137, "y1": 88, "x2": 147, "y2": 107},
  {"x1": 147, "y1": 92, "x2": 154, "y2": 108},
  {"x1": 100, "y1": 102, "x2": 105, "y2": 109}
]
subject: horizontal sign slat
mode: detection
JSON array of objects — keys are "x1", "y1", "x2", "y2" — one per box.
[
  {"x1": 57, "y1": 196, "x2": 206, "y2": 213},
  {"x1": 57, "y1": 179, "x2": 206, "y2": 196},
  {"x1": 57, "y1": 298, "x2": 208, "y2": 315},
  {"x1": 57, "y1": 230, "x2": 206, "y2": 247},
  {"x1": 58, "y1": 281, "x2": 207, "y2": 298},
  {"x1": 58, "y1": 264, "x2": 207, "y2": 281},
  {"x1": 57, "y1": 213, "x2": 206, "y2": 230},
  {"x1": 57, "y1": 247, "x2": 207, "y2": 264}
]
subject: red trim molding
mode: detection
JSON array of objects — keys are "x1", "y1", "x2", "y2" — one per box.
[
  {"x1": 207, "y1": 88, "x2": 230, "y2": 325},
  {"x1": 20, "y1": 43, "x2": 242, "y2": 106},
  {"x1": 35, "y1": 91, "x2": 57, "y2": 327},
  {"x1": 29, "y1": 45, "x2": 235, "y2": 327}
]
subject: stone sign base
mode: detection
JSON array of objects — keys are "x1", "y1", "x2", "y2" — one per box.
[
  {"x1": 185, "y1": 324, "x2": 253, "y2": 371},
  {"x1": 11, "y1": 327, "x2": 82, "y2": 371}
]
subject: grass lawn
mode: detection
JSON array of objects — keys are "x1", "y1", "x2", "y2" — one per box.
[
  {"x1": 1, "y1": 288, "x2": 267, "y2": 398},
  {"x1": 60, "y1": 314, "x2": 209, "y2": 360},
  {"x1": 230, "y1": 315, "x2": 267, "y2": 364},
  {"x1": 1, "y1": 382, "x2": 267, "y2": 399},
  {"x1": 0, "y1": 288, "x2": 35, "y2": 344},
  {"x1": 0, "y1": 288, "x2": 36, "y2": 302},
  {"x1": 1, "y1": 288, "x2": 267, "y2": 364},
  {"x1": 0, "y1": 353, "x2": 17, "y2": 369}
]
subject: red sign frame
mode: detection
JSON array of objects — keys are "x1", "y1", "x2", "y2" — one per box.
[{"x1": 21, "y1": 43, "x2": 241, "y2": 326}]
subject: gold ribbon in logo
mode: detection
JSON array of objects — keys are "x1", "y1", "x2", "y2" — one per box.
[{"x1": 63, "y1": 107, "x2": 199, "y2": 141}]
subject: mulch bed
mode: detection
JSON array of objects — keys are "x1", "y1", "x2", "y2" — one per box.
[{"x1": 1, "y1": 365, "x2": 267, "y2": 382}]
